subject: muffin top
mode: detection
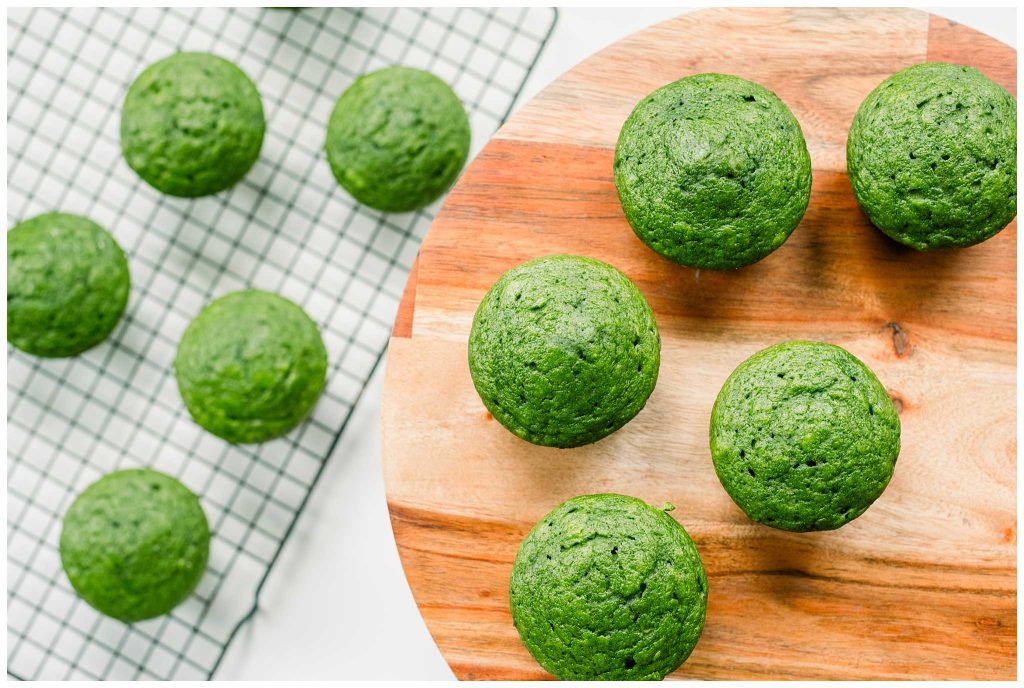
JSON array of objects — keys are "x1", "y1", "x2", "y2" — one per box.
[
  {"x1": 510, "y1": 494, "x2": 707, "y2": 680},
  {"x1": 325, "y1": 66, "x2": 470, "y2": 212},
  {"x1": 468, "y1": 255, "x2": 660, "y2": 448},
  {"x1": 710, "y1": 341, "x2": 900, "y2": 532},
  {"x1": 60, "y1": 468, "x2": 210, "y2": 622},
  {"x1": 847, "y1": 62, "x2": 1016, "y2": 250},
  {"x1": 175, "y1": 289, "x2": 327, "y2": 444},
  {"x1": 7, "y1": 212, "x2": 130, "y2": 357},
  {"x1": 614, "y1": 73, "x2": 812, "y2": 270},
  {"x1": 121, "y1": 52, "x2": 265, "y2": 197}
]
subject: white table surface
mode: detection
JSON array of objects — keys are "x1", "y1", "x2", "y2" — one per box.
[{"x1": 216, "y1": 7, "x2": 1016, "y2": 680}]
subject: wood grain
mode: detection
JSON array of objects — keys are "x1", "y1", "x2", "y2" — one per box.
[{"x1": 381, "y1": 8, "x2": 1016, "y2": 680}]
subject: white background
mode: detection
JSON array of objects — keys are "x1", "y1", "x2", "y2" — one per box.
[{"x1": 216, "y1": 6, "x2": 1017, "y2": 680}]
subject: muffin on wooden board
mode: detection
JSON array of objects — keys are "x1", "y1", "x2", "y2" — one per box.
[
  {"x1": 510, "y1": 494, "x2": 707, "y2": 680},
  {"x1": 468, "y1": 255, "x2": 660, "y2": 448},
  {"x1": 615, "y1": 73, "x2": 811, "y2": 270},
  {"x1": 710, "y1": 341, "x2": 900, "y2": 532},
  {"x1": 847, "y1": 62, "x2": 1016, "y2": 250}
]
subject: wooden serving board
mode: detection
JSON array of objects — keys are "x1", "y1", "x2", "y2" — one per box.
[{"x1": 381, "y1": 8, "x2": 1016, "y2": 680}]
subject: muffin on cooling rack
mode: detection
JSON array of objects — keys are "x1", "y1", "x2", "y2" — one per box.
[
  {"x1": 614, "y1": 73, "x2": 812, "y2": 270},
  {"x1": 121, "y1": 52, "x2": 265, "y2": 197},
  {"x1": 7, "y1": 212, "x2": 130, "y2": 357},
  {"x1": 60, "y1": 468, "x2": 210, "y2": 622},
  {"x1": 325, "y1": 66, "x2": 470, "y2": 212},
  {"x1": 710, "y1": 341, "x2": 901, "y2": 532},
  {"x1": 847, "y1": 62, "x2": 1016, "y2": 250},
  {"x1": 510, "y1": 494, "x2": 707, "y2": 680},
  {"x1": 468, "y1": 254, "x2": 660, "y2": 448},
  {"x1": 175, "y1": 289, "x2": 327, "y2": 444}
]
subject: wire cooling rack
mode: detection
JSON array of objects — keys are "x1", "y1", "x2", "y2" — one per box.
[{"x1": 6, "y1": 6, "x2": 555, "y2": 680}]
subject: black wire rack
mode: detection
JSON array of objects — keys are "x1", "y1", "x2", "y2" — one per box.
[{"x1": 6, "y1": 6, "x2": 556, "y2": 680}]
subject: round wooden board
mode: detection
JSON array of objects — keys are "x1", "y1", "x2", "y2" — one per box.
[{"x1": 381, "y1": 8, "x2": 1016, "y2": 680}]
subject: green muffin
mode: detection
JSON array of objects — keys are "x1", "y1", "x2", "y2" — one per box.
[
  {"x1": 60, "y1": 468, "x2": 209, "y2": 622},
  {"x1": 468, "y1": 255, "x2": 660, "y2": 448},
  {"x1": 175, "y1": 290, "x2": 327, "y2": 443},
  {"x1": 325, "y1": 66, "x2": 470, "y2": 212},
  {"x1": 7, "y1": 212, "x2": 130, "y2": 357},
  {"x1": 710, "y1": 341, "x2": 900, "y2": 532},
  {"x1": 121, "y1": 52, "x2": 265, "y2": 197},
  {"x1": 847, "y1": 62, "x2": 1016, "y2": 250},
  {"x1": 510, "y1": 494, "x2": 707, "y2": 680},
  {"x1": 614, "y1": 73, "x2": 812, "y2": 270}
]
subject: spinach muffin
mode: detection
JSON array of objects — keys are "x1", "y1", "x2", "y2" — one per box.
[
  {"x1": 614, "y1": 73, "x2": 812, "y2": 270},
  {"x1": 510, "y1": 494, "x2": 707, "y2": 680},
  {"x1": 847, "y1": 62, "x2": 1016, "y2": 250},
  {"x1": 468, "y1": 255, "x2": 660, "y2": 448},
  {"x1": 325, "y1": 66, "x2": 470, "y2": 212},
  {"x1": 710, "y1": 341, "x2": 900, "y2": 532},
  {"x1": 60, "y1": 468, "x2": 209, "y2": 622},
  {"x1": 7, "y1": 212, "x2": 130, "y2": 357},
  {"x1": 175, "y1": 290, "x2": 327, "y2": 443},
  {"x1": 121, "y1": 52, "x2": 265, "y2": 197}
]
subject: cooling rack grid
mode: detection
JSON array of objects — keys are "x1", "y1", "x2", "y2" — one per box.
[{"x1": 6, "y1": 6, "x2": 556, "y2": 679}]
